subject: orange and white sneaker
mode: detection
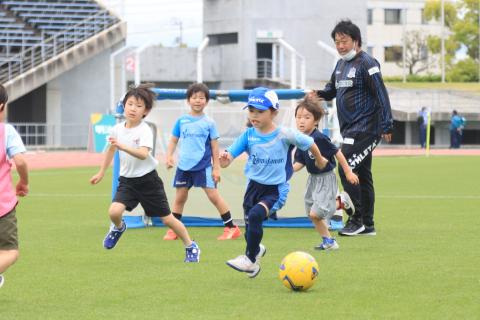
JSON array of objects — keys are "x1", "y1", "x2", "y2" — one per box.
[
  {"x1": 163, "y1": 228, "x2": 178, "y2": 240},
  {"x1": 217, "y1": 226, "x2": 242, "y2": 240}
]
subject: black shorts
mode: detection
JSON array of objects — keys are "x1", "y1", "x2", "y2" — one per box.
[{"x1": 113, "y1": 170, "x2": 171, "y2": 217}]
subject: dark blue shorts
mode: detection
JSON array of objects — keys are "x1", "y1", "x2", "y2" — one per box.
[
  {"x1": 243, "y1": 180, "x2": 279, "y2": 218},
  {"x1": 173, "y1": 167, "x2": 215, "y2": 189}
]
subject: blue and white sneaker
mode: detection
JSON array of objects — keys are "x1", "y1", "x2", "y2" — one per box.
[
  {"x1": 0, "y1": 274, "x2": 4, "y2": 288},
  {"x1": 103, "y1": 221, "x2": 127, "y2": 249},
  {"x1": 314, "y1": 238, "x2": 339, "y2": 251},
  {"x1": 329, "y1": 219, "x2": 344, "y2": 231},
  {"x1": 185, "y1": 241, "x2": 200, "y2": 262}
]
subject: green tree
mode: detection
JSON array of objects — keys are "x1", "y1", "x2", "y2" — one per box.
[
  {"x1": 423, "y1": 0, "x2": 480, "y2": 81},
  {"x1": 447, "y1": 57, "x2": 479, "y2": 81},
  {"x1": 424, "y1": 0, "x2": 460, "y2": 63},
  {"x1": 397, "y1": 30, "x2": 435, "y2": 74},
  {"x1": 453, "y1": 0, "x2": 480, "y2": 60}
]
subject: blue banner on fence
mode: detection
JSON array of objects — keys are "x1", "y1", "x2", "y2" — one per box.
[{"x1": 90, "y1": 114, "x2": 116, "y2": 153}]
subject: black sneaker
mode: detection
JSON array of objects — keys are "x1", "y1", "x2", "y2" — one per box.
[
  {"x1": 359, "y1": 226, "x2": 376, "y2": 236},
  {"x1": 338, "y1": 219, "x2": 365, "y2": 236}
]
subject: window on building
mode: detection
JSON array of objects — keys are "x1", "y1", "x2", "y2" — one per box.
[
  {"x1": 385, "y1": 9, "x2": 402, "y2": 25},
  {"x1": 207, "y1": 32, "x2": 238, "y2": 46},
  {"x1": 368, "y1": 9, "x2": 373, "y2": 25},
  {"x1": 384, "y1": 46, "x2": 403, "y2": 62},
  {"x1": 420, "y1": 45, "x2": 428, "y2": 60}
]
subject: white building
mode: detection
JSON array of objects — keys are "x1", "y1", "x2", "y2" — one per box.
[{"x1": 367, "y1": 0, "x2": 442, "y2": 77}]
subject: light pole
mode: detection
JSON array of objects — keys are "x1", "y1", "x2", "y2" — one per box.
[
  {"x1": 402, "y1": 5, "x2": 407, "y2": 83},
  {"x1": 441, "y1": 0, "x2": 445, "y2": 83},
  {"x1": 197, "y1": 37, "x2": 209, "y2": 83}
]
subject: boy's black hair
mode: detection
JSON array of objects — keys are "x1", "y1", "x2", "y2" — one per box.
[
  {"x1": 295, "y1": 95, "x2": 325, "y2": 123},
  {"x1": 186, "y1": 83, "x2": 210, "y2": 102},
  {"x1": 122, "y1": 83, "x2": 157, "y2": 114},
  {"x1": 331, "y1": 20, "x2": 362, "y2": 47},
  {"x1": 0, "y1": 84, "x2": 8, "y2": 112}
]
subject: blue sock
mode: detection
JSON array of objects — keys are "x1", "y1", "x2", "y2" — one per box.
[
  {"x1": 245, "y1": 204, "x2": 266, "y2": 263},
  {"x1": 322, "y1": 237, "x2": 334, "y2": 244}
]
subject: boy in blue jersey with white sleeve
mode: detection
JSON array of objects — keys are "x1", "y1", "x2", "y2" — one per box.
[
  {"x1": 165, "y1": 83, "x2": 241, "y2": 241},
  {"x1": 220, "y1": 87, "x2": 329, "y2": 278}
]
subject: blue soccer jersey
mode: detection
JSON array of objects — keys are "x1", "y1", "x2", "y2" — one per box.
[
  {"x1": 227, "y1": 127, "x2": 313, "y2": 185},
  {"x1": 172, "y1": 114, "x2": 219, "y2": 171}
]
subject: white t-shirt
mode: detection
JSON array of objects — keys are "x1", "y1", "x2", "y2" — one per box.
[{"x1": 110, "y1": 121, "x2": 158, "y2": 178}]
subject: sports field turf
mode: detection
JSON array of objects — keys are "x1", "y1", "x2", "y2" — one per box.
[{"x1": 1, "y1": 156, "x2": 479, "y2": 319}]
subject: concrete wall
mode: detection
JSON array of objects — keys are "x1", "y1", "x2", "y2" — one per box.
[
  {"x1": 202, "y1": 0, "x2": 367, "y2": 88},
  {"x1": 47, "y1": 42, "x2": 124, "y2": 147}
]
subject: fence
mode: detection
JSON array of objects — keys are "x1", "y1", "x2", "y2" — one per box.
[{"x1": 11, "y1": 123, "x2": 89, "y2": 149}]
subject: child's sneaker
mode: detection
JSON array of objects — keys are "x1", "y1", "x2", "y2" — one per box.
[
  {"x1": 255, "y1": 244, "x2": 266, "y2": 262},
  {"x1": 163, "y1": 228, "x2": 178, "y2": 240},
  {"x1": 184, "y1": 241, "x2": 200, "y2": 262},
  {"x1": 103, "y1": 221, "x2": 127, "y2": 249},
  {"x1": 314, "y1": 238, "x2": 339, "y2": 251},
  {"x1": 217, "y1": 226, "x2": 242, "y2": 240},
  {"x1": 0, "y1": 274, "x2": 4, "y2": 288},
  {"x1": 226, "y1": 255, "x2": 261, "y2": 278},
  {"x1": 339, "y1": 191, "x2": 355, "y2": 216}
]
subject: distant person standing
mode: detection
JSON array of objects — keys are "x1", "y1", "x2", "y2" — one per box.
[
  {"x1": 450, "y1": 110, "x2": 465, "y2": 149},
  {"x1": 417, "y1": 107, "x2": 429, "y2": 148},
  {"x1": 312, "y1": 20, "x2": 393, "y2": 236}
]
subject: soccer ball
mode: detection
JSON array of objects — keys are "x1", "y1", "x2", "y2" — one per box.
[{"x1": 279, "y1": 251, "x2": 319, "y2": 291}]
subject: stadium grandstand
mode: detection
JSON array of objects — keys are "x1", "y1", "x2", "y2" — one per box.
[{"x1": 0, "y1": 0, "x2": 125, "y2": 147}]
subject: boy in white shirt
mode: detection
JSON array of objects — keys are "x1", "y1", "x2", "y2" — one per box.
[{"x1": 90, "y1": 84, "x2": 200, "y2": 262}]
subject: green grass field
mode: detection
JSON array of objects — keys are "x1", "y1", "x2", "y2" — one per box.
[
  {"x1": 386, "y1": 82, "x2": 480, "y2": 94},
  {"x1": 2, "y1": 156, "x2": 480, "y2": 319}
]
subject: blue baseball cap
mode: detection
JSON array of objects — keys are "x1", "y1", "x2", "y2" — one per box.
[{"x1": 243, "y1": 87, "x2": 280, "y2": 111}]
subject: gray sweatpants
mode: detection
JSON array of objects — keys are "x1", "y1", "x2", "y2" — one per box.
[{"x1": 304, "y1": 170, "x2": 338, "y2": 219}]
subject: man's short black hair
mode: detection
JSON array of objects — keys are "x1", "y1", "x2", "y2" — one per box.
[{"x1": 331, "y1": 20, "x2": 362, "y2": 47}]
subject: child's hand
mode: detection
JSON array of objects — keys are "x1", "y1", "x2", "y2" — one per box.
[
  {"x1": 212, "y1": 167, "x2": 221, "y2": 184},
  {"x1": 166, "y1": 156, "x2": 175, "y2": 169},
  {"x1": 90, "y1": 172, "x2": 104, "y2": 185},
  {"x1": 108, "y1": 137, "x2": 124, "y2": 151},
  {"x1": 346, "y1": 171, "x2": 359, "y2": 185},
  {"x1": 16, "y1": 182, "x2": 28, "y2": 197},
  {"x1": 219, "y1": 151, "x2": 231, "y2": 168},
  {"x1": 315, "y1": 156, "x2": 328, "y2": 170}
]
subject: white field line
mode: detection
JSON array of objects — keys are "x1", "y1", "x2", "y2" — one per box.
[{"x1": 27, "y1": 193, "x2": 480, "y2": 199}]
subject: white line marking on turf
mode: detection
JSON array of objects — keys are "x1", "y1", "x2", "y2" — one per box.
[
  {"x1": 29, "y1": 193, "x2": 110, "y2": 197},
  {"x1": 27, "y1": 193, "x2": 480, "y2": 199},
  {"x1": 378, "y1": 195, "x2": 480, "y2": 199}
]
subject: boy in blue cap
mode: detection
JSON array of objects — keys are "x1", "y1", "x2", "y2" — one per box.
[{"x1": 219, "y1": 87, "x2": 328, "y2": 278}]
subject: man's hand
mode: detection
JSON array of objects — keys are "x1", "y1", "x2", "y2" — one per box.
[{"x1": 382, "y1": 133, "x2": 392, "y2": 143}]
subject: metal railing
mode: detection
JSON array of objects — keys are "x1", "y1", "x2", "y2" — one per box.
[
  {"x1": 0, "y1": 10, "x2": 118, "y2": 83},
  {"x1": 11, "y1": 123, "x2": 89, "y2": 148}
]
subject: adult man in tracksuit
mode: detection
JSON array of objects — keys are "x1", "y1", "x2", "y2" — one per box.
[{"x1": 314, "y1": 20, "x2": 393, "y2": 236}]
